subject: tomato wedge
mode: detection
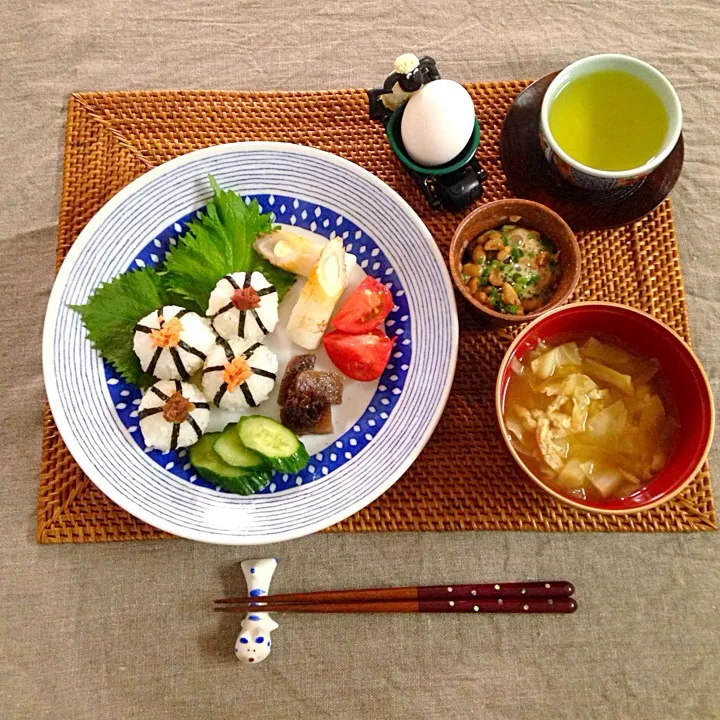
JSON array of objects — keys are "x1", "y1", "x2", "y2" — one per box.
[
  {"x1": 323, "y1": 329, "x2": 395, "y2": 381},
  {"x1": 331, "y1": 276, "x2": 393, "y2": 334}
]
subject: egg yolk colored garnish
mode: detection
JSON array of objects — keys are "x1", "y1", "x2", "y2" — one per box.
[
  {"x1": 149, "y1": 316, "x2": 183, "y2": 348},
  {"x1": 223, "y1": 357, "x2": 253, "y2": 391}
]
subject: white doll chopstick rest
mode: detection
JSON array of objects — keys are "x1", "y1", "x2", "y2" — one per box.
[{"x1": 234, "y1": 558, "x2": 279, "y2": 664}]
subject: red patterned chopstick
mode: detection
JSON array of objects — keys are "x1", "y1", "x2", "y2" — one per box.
[
  {"x1": 215, "y1": 581, "x2": 574, "y2": 606},
  {"x1": 215, "y1": 596, "x2": 577, "y2": 614}
]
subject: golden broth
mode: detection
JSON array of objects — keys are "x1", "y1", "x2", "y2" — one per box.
[
  {"x1": 503, "y1": 336, "x2": 678, "y2": 502},
  {"x1": 548, "y1": 70, "x2": 668, "y2": 172}
]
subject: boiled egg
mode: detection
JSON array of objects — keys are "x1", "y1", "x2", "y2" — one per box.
[{"x1": 400, "y1": 79, "x2": 476, "y2": 167}]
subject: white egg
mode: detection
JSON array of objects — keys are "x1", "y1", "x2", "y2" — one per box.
[{"x1": 400, "y1": 79, "x2": 476, "y2": 167}]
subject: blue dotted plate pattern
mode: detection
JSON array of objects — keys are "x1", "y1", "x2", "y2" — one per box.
[{"x1": 104, "y1": 194, "x2": 412, "y2": 495}]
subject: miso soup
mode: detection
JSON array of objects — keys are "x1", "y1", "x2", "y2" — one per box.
[{"x1": 503, "y1": 336, "x2": 678, "y2": 502}]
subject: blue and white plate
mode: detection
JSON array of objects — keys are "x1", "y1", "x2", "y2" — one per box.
[{"x1": 43, "y1": 142, "x2": 458, "y2": 544}]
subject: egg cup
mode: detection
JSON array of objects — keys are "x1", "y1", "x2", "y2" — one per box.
[
  {"x1": 383, "y1": 105, "x2": 486, "y2": 211},
  {"x1": 368, "y1": 62, "x2": 487, "y2": 211}
]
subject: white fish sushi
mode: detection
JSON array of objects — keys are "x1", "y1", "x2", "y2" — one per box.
[
  {"x1": 133, "y1": 305, "x2": 215, "y2": 381},
  {"x1": 206, "y1": 272, "x2": 279, "y2": 342},
  {"x1": 202, "y1": 337, "x2": 278, "y2": 411},
  {"x1": 138, "y1": 380, "x2": 210, "y2": 453}
]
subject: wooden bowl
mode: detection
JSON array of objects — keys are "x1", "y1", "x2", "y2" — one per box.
[{"x1": 449, "y1": 199, "x2": 580, "y2": 326}]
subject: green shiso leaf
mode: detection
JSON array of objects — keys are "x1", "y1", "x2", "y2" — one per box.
[
  {"x1": 70, "y1": 176, "x2": 297, "y2": 389},
  {"x1": 163, "y1": 176, "x2": 296, "y2": 312},
  {"x1": 69, "y1": 267, "x2": 168, "y2": 387}
]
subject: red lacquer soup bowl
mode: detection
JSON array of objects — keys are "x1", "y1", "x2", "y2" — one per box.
[{"x1": 495, "y1": 302, "x2": 715, "y2": 515}]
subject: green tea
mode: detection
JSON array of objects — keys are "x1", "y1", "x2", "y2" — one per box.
[{"x1": 548, "y1": 70, "x2": 668, "y2": 172}]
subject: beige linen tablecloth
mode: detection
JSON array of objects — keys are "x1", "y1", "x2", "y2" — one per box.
[{"x1": 2, "y1": 1, "x2": 719, "y2": 718}]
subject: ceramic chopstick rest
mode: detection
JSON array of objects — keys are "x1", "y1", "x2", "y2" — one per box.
[{"x1": 234, "y1": 558, "x2": 279, "y2": 664}]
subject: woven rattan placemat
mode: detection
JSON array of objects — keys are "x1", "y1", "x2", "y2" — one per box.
[{"x1": 38, "y1": 83, "x2": 716, "y2": 543}]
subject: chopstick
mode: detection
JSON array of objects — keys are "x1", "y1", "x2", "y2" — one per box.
[
  {"x1": 214, "y1": 581, "x2": 577, "y2": 614},
  {"x1": 215, "y1": 580, "x2": 574, "y2": 606},
  {"x1": 215, "y1": 596, "x2": 577, "y2": 614}
]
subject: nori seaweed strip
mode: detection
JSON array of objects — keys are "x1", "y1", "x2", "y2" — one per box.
[
  {"x1": 177, "y1": 339, "x2": 207, "y2": 361},
  {"x1": 169, "y1": 347, "x2": 189, "y2": 380},
  {"x1": 210, "y1": 301, "x2": 234, "y2": 318},
  {"x1": 174, "y1": 309, "x2": 190, "y2": 320},
  {"x1": 216, "y1": 336, "x2": 235, "y2": 362},
  {"x1": 256, "y1": 285, "x2": 276, "y2": 297},
  {"x1": 150, "y1": 386, "x2": 170, "y2": 401},
  {"x1": 174, "y1": 380, "x2": 182, "y2": 393},
  {"x1": 193, "y1": 401, "x2": 210, "y2": 410},
  {"x1": 169, "y1": 422, "x2": 180, "y2": 451},
  {"x1": 241, "y1": 342, "x2": 262, "y2": 360},
  {"x1": 137, "y1": 407, "x2": 164, "y2": 420},
  {"x1": 250, "y1": 309, "x2": 268, "y2": 335},
  {"x1": 134, "y1": 323, "x2": 154, "y2": 334},
  {"x1": 250, "y1": 367, "x2": 276, "y2": 380},
  {"x1": 146, "y1": 347, "x2": 163, "y2": 376},
  {"x1": 239, "y1": 382, "x2": 257, "y2": 408},
  {"x1": 243, "y1": 274, "x2": 252, "y2": 289},
  {"x1": 224, "y1": 274, "x2": 241, "y2": 290},
  {"x1": 202, "y1": 365, "x2": 225, "y2": 375},
  {"x1": 213, "y1": 382, "x2": 229, "y2": 407},
  {"x1": 186, "y1": 414, "x2": 203, "y2": 439}
]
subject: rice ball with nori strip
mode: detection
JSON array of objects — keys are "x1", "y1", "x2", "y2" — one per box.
[
  {"x1": 202, "y1": 337, "x2": 278, "y2": 411},
  {"x1": 133, "y1": 305, "x2": 215, "y2": 380},
  {"x1": 138, "y1": 380, "x2": 210, "y2": 452},
  {"x1": 206, "y1": 272, "x2": 279, "y2": 342}
]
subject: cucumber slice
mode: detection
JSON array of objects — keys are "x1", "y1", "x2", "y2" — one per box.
[
  {"x1": 237, "y1": 416, "x2": 310, "y2": 474},
  {"x1": 211, "y1": 466, "x2": 272, "y2": 496},
  {"x1": 189, "y1": 434, "x2": 272, "y2": 496},
  {"x1": 213, "y1": 425, "x2": 265, "y2": 468},
  {"x1": 211, "y1": 465, "x2": 272, "y2": 495}
]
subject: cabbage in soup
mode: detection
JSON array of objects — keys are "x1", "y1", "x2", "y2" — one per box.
[{"x1": 503, "y1": 336, "x2": 678, "y2": 502}]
